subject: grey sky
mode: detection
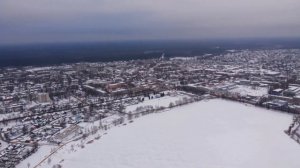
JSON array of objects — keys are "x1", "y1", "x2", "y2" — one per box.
[{"x1": 0, "y1": 0, "x2": 300, "y2": 44}]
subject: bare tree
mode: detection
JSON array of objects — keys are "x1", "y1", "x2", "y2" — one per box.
[{"x1": 48, "y1": 157, "x2": 52, "y2": 164}]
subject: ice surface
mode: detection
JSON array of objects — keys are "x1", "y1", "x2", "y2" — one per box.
[{"x1": 22, "y1": 99, "x2": 300, "y2": 168}]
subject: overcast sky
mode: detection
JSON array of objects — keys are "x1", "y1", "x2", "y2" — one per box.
[{"x1": 0, "y1": 0, "x2": 300, "y2": 44}]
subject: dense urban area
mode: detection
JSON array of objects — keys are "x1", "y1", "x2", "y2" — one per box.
[{"x1": 1, "y1": 49, "x2": 300, "y2": 168}]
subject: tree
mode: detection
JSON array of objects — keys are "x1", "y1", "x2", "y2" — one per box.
[
  {"x1": 71, "y1": 144, "x2": 75, "y2": 152},
  {"x1": 48, "y1": 158, "x2": 52, "y2": 164},
  {"x1": 52, "y1": 164, "x2": 62, "y2": 168},
  {"x1": 118, "y1": 104, "x2": 125, "y2": 113},
  {"x1": 3, "y1": 133, "x2": 10, "y2": 141},
  {"x1": 22, "y1": 125, "x2": 28, "y2": 134},
  {"x1": 98, "y1": 120, "x2": 103, "y2": 129},
  {"x1": 128, "y1": 112, "x2": 133, "y2": 120},
  {"x1": 60, "y1": 121, "x2": 66, "y2": 128},
  {"x1": 91, "y1": 126, "x2": 98, "y2": 134}
]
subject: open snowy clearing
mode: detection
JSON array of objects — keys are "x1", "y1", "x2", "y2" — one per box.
[
  {"x1": 125, "y1": 94, "x2": 189, "y2": 113},
  {"x1": 22, "y1": 99, "x2": 300, "y2": 168},
  {"x1": 229, "y1": 85, "x2": 268, "y2": 97}
]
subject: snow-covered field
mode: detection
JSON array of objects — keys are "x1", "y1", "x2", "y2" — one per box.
[
  {"x1": 126, "y1": 94, "x2": 189, "y2": 113},
  {"x1": 20, "y1": 99, "x2": 300, "y2": 168},
  {"x1": 17, "y1": 145, "x2": 54, "y2": 168},
  {"x1": 229, "y1": 85, "x2": 268, "y2": 97}
]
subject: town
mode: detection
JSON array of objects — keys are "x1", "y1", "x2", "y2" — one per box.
[{"x1": 1, "y1": 48, "x2": 300, "y2": 168}]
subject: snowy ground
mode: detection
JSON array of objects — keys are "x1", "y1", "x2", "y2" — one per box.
[
  {"x1": 229, "y1": 85, "x2": 268, "y2": 97},
  {"x1": 126, "y1": 93, "x2": 189, "y2": 113},
  {"x1": 0, "y1": 140, "x2": 8, "y2": 151},
  {"x1": 25, "y1": 99, "x2": 300, "y2": 168},
  {"x1": 17, "y1": 145, "x2": 54, "y2": 168}
]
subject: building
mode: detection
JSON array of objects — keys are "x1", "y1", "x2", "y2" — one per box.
[{"x1": 36, "y1": 93, "x2": 51, "y2": 103}]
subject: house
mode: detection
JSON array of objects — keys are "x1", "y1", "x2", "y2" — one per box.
[
  {"x1": 264, "y1": 99, "x2": 288, "y2": 111},
  {"x1": 270, "y1": 88, "x2": 283, "y2": 95}
]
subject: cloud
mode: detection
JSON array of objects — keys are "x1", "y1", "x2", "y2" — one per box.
[{"x1": 0, "y1": 0, "x2": 300, "y2": 44}]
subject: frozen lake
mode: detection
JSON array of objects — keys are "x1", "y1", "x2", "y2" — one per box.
[{"x1": 32, "y1": 99, "x2": 300, "y2": 168}]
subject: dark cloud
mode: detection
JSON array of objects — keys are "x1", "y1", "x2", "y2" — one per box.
[{"x1": 0, "y1": 0, "x2": 300, "y2": 44}]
